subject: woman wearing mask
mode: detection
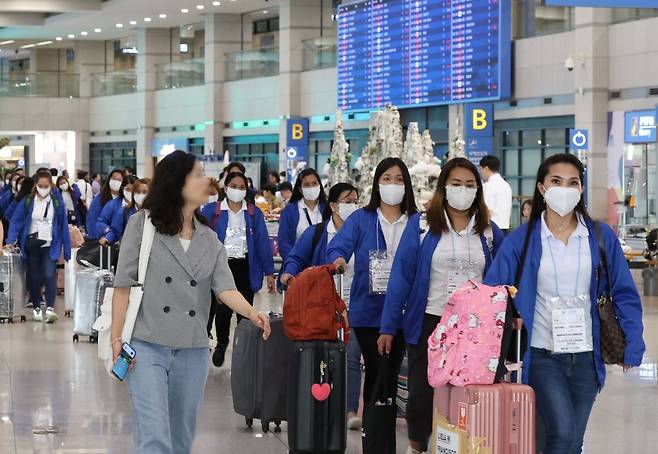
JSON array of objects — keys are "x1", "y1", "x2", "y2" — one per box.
[
  {"x1": 201, "y1": 172, "x2": 276, "y2": 367},
  {"x1": 7, "y1": 170, "x2": 71, "y2": 323},
  {"x1": 1, "y1": 173, "x2": 21, "y2": 212},
  {"x1": 484, "y1": 153, "x2": 645, "y2": 454},
  {"x1": 112, "y1": 150, "x2": 270, "y2": 453},
  {"x1": 379, "y1": 158, "x2": 505, "y2": 454},
  {"x1": 106, "y1": 178, "x2": 150, "y2": 245},
  {"x1": 98, "y1": 176, "x2": 137, "y2": 246},
  {"x1": 4, "y1": 176, "x2": 33, "y2": 221},
  {"x1": 280, "y1": 182, "x2": 363, "y2": 429},
  {"x1": 57, "y1": 176, "x2": 82, "y2": 226},
  {"x1": 520, "y1": 199, "x2": 533, "y2": 225},
  {"x1": 277, "y1": 168, "x2": 327, "y2": 261},
  {"x1": 327, "y1": 157, "x2": 418, "y2": 452},
  {"x1": 86, "y1": 169, "x2": 125, "y2": 240}
]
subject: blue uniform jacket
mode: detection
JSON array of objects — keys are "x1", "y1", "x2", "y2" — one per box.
[
  {"x1": 87, "y1": 195, "x2": 116, "y2": 240},
  {"x1": 484, "y1": 218, "x2": 645, "y2": 389},
  {"x1": 107, "y1": 205, "x2": 137, "y2": 244},
  {"x1": 380, "y1": 213, "x2": 505, "y2": 345},
  {"x1": 277, "y1": 200, "x2": 326, "y2": 261},
  {"x1": 201, "y1": 202, "x2": 275, "y2": 293},
  {"x1": 7, "y1": 195, "x2": 72, "y2": 262},
  {"x1": 1, "y1": 191, "x2": 14, "y2": 212},
  {"x1": 327, "y1": 208, "x2": 406, "y2": 328},
  {"x1": 97, "y1": 197, "x2": 125, "y2": 243},
  {"x1": 281, "y1": 222, "x2": 330, "y2": 276}
]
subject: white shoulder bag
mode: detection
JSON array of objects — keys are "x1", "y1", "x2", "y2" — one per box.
[{"x1": 93, "y1": 212, "x2": 155, "y2": 375}]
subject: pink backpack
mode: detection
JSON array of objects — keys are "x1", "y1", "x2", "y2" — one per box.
[{"x1": 427, "y1": 280, "x2": 509, "y2": 388}]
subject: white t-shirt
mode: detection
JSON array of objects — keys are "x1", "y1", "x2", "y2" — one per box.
[
  {"x1": 296, "y1": 200, "x2": 322, "y2": 240},
  {"x1": 426, "y1": 216, "x2": 486, "y2": 316},
  {"x1": 483, "y1": 173, "x2": 512, "y2": 229},
  {"x1": 76, "y1": 179, "x2": 93, "y2": 209},
  {"x1": 179, "y1": 237, "x2": 191, "y2": 253},
  {"x1": 61, "y1": 191, "x2": 75, "y2": 211},
  {"x1": 30, "y1": 195, "x2": 55, "y2": 247},
  {"x1": 376, "y1": 208, "x2": 407, "y2": 256},
  {"x1": 327, "y1": 218, "x2": 354, "y2": 305}
]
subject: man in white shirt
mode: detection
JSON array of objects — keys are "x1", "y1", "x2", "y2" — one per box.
[
  {"x1": 74, "y1": 170, "x2": 93, "y2": 209},
  {"x1": 480, "y1": 155, "x2": 512, "y2": 232}
]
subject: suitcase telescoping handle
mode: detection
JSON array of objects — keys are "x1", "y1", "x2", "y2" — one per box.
[
  {"x1": 335, "y1": 267, "x2": 345, "y2": 343},
  {"x1": 99, "y1": 245, "x2": 113, "y2": 272},
  {"x1": 506, "y1": 319, "x2": 524, "y2": 384}
]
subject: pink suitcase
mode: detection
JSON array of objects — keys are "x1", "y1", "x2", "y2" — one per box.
[{"x1": 432, "y1": 329, "x2": 535, "y2": 454}]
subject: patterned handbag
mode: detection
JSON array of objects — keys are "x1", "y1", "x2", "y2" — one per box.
[{"x1": 596, "y1": 223, "x2": 626, "y2": 365}]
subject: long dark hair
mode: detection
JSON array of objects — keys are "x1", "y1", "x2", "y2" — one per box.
[
  {"x1": 142, "y1": 150, "x2": 208, "y2": 235},
  {"x1": 364, "y1": 157, "x2": 418, "y2": 216},
  {"x1": 529, "y1": 153, "x2": 590, "y2": 225},
  {"x1": 15, "y1": 176, "x2": 33, "y2": 203},
  {"x1": 224, "y1": 171, "x2": 249, "y2": 190},
  {"x1": 427, "y1": 157, "x2": 489, "y2": 234},
  {"x1": 56, "y1": 176, "x2": 72, "y2": 194},
  {"x1": 322, "y1": 182, "x2": 359, "y2": 221},
  {"x1": 289, "y1": 168, "x2": 327, "y2": 205},
  {"x1": 100, "y1": 168, "x2": 125, "y2": 205}
]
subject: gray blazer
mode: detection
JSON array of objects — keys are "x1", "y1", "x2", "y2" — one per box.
[{"x1": 114, "y1": 210, "x2": 236, "y2": 349}]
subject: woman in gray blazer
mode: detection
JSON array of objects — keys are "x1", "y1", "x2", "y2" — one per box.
[{"x1": 111, "y1": 150, "x2": 271, "y2": 454}]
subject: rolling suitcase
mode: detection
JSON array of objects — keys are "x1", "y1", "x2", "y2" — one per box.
[
  {"x1": 64, "y1": 248, "x2": 82, "y2": 317},
  {"x1": 432, "y1": 330, "x2": 535, "y2": 454},
  {"x1": 287, "y1": 272, "x2": 347, "y2": 454},
  {"x1": 73, "y1": 247, "x2": 113, "y2": 343},
  {"x1": 230, "y1": 313, "x2": 291, "y2": 433},
  {"x1": 0, "y1": 249, "x2": 27, "y2": 323}
]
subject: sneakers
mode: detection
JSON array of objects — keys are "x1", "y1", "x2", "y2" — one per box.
[
  {"x1": 212, "y1": 343, "x2": 228, "y2": 368},
  {"x1": 32, "y1": 309, "x2": 42, "y2": 322},
  {"x1": 45, "y1": 308, "x2": 59, "y2": 324},
  {"x1": 347, "y1": 412, "x2": 362, "y2": 430}
]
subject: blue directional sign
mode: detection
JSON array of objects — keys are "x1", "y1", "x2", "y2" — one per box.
[{"x1": 570, "y1": 129, "x2": 589, "y2": 150}]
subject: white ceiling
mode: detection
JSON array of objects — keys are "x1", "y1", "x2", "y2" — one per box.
[{"x1": 0, "y1": 0, "x2": 282, "y2": 50}]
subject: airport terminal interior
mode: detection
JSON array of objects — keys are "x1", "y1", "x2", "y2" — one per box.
[{"x1": 0, "y1": 0, "x2": 657, "y2": 453}]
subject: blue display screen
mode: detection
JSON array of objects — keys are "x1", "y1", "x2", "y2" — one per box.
[
  {"x1": 337, "y1": 0, "x2": 511, "y2": 111},
  {"x1": 546, "y1": 1, "x2": 658, "y2": 7}
]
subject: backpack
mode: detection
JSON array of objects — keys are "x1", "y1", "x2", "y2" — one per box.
[
  {"x1": 283, "y1": 264, "x2": 349, "y2": 343},
  {"x1": 24, "y1": 194, "x2": 61, "y2": 216},
  {"x1": 211, "y1": 201, "x2": 256, "y2": 230},
  {"x1": 427, "y1": 280, "x2": 510, "y2": 388}
]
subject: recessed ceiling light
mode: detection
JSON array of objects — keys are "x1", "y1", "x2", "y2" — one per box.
[
  {"x1": 263, "y1": 10, "x2": 268, "y2": 14},
  {"x1": 67, "y1": 34, "x2": 75, "y2": 39},
  {"x1": 55, "y1": 37, "x2": 63, "y2": 41},
  {"x1": 129, "y1": 20, "x2": 137, "y2": 25},
  {"x1": 213, "y1": 1, "x2": 221, "y2": 5},
  {"x1": 158, "y1": 13, "x2": 167, "y2": 19},
  {"x1": 21, "y1": 44, "x2": 36, "y2": 49},
  {"x1": 181, "y1": 8, "x2": 189, "y2": 13},
  {"x1": 144, "y1": 17, "x2": 152, "y2": 22},
  {"x1": 116, "y1": 23, "x2": 123, "y2": 28},
  {"x1": 94, "y1": 28, "x2": 102, "y2": 33},
  {"x1": 80, "y1": 31, "x2": 88, "y2": 36},
  {"x1": 37, "y1": 41, "x2": 52, "y2": 46},
  {"x1": 196, "y1": 4, "x2": 205, "y2": 10},
  {"x1": 0, "y1": 40, "x2": 15, "y2": 45}
]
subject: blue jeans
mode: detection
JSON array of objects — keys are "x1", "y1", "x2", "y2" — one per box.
[
  {"x1": 26, "y1": 246, "x2": 56, "y2": 308},
  {"x1": 529, "y1": 348, "x2": 599, "y2": 454},
  {"x1": 346, "y1": 334, "x2": 362, "y2": 414},
  {"x1": 127, "y1": 337, "x2": 210, "y2": 454}
]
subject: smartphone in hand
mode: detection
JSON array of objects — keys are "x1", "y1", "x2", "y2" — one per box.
[{"x1": 112, "y1": 342, "x2": 136, "y2": 381}]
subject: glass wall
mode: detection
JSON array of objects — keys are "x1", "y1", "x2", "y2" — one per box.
[
  {"x1": 612, "y1": 8, "x2": 658, "y2": 24},
  {"x1": 0, "y1": 72, "x2": 79, "y2": 98},
  {"x1": 225, "y1": 48, "x2": 279, "y2": 81},
  {"x1": 89, "y1": 141, "x2": 137, "y2": 178},
  {"x1": 513, "y1": 0, "x2": 575, "y2": 39},
  {"x1": 495, "y1": 116, "x2": 574, "y2": 227},
  {"x1": 623, "y1": 143, "x2": 657, "y2": 225},
  {"x1": 308, "y1": 129, "x2": 370, "y2": 176},
  {"x1": 224, "y1": 136, "x2": 279, "y2": 186},
  {"x1": 302, "y1": 36, "x2": 337, "y2": 71}
]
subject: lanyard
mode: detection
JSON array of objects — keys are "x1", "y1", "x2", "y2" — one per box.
[
  {"x1": 547, "y1": 235, "x2": 582, "y2": 298},
  {"x1": 303, "y1": 207, "x2": 313, "y2": 226},
  {"x1": 42, "y1": 200, "x2": 51, "y2": 220}
]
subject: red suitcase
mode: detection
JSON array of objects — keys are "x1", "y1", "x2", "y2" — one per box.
[{"x1": 432, "y1": 330, "x2": 535, "y2": 454}]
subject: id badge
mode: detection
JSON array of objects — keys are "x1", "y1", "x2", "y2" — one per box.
[
  {"x1": 336, "y1": 274, "x2": 353, "y2": 307},
  {"x1": 446, "y1": 259, "x2": 478, "y2": 299},
  {"x1": 225, "y1": 227, "x2": 247, "y2": 259},
  {"x1": 369, "y1": 250, "x2": 392, "y2": 295},
  {"x1": 550, "y1": 295, "x2": 590, "y2": 353},
  {"x1": 37, "y1": 222, "x2": 52, "y2": 242}
]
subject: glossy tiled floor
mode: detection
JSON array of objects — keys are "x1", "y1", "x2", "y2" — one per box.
[{"x1": 0, "y1": 274, "x2": 656, "y2": 454}]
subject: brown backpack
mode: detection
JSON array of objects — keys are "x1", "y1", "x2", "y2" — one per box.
[{"x1": 283, "y1": 264, "x2": 349, "y2": 343}]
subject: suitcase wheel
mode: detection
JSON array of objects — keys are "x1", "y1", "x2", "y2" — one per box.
[
  {"x1": 72, "y1": 334, "x2": 79, "y2": 343},
  {"x1": 261, "y1": 422, "x2": 269, "y2": 433},
  {"x1": 64, "y1": 311, "x2": 72, "y2": 318},
  {"x1": 90, "y1": 336, "x2": 98, "y2": 344},
  {"x1": 20, "y1": 316, "x2": 26, "y2": 322},
  {"x1": 274, "y1": 421, "x2": 281, "y2": 433},
  {"x1": 245, "y1": 417, "x2": 253, "y2": 428}
]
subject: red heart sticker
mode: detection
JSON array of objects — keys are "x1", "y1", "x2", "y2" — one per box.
[{"x1": 311, "y1": 383, "x2": 331, "y2": 401}]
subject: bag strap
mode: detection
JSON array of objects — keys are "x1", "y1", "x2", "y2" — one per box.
[
  {"x1": 211, "y1": 201, "x2": 222, "y2": 229},
  {"x1": 595, "y1": 222, "x2": 612, "y2": 294},
  {"x1": 137, "y1": 211, "x2": 155, "y2": 285},
  {"x1": 515, "y1": 221, "x2": 533, "y2": 287}
]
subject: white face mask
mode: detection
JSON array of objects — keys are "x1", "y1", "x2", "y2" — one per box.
[
  {"x1": 338, "y1": 202, "x2": 359, "y2": 221},
  {"x1": 133, "y1": 193, "x2": 147, "y2": 207},
  {"x1": 379, "y1": 184, "x2": 406, "y2": 206},
  {"x1": 226, "y1": 187, "x2": 247, "y2": 204},
  {"x1": 445, "y1": 186, "x2": 478, "y2": 211},
  {"x1": 36, "y1": 187, "x2": 50, "y2": 198},
  {"x1": 59, "y1": 183, "x2": 68, "y2": 191},
  {"x1": 542, "y1": 186, "x2": 581, "y2": 217},
  {"x1": 208, "y1": 194, "x2": 219, "y2": 204},
  {"x1": 302, "y1": 185, "x2": 321, "y2": 202},
  {"x1": 109, "y1": 179, "x2": 122, "y2": 192},
  {"x1": 123, "y1": 190, "x2": 132, "y2": 202}
]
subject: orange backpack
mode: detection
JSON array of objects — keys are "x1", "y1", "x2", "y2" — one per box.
[{"x1": 283, "y1": 264, "x2": 349, "y2": 343}]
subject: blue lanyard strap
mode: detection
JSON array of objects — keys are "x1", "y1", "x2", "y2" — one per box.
[{"x1": 547, "y1": 235, "x2": 582, "y2": 298}]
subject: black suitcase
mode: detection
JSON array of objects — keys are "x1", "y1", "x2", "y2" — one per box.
[
  {"x1": 287, "y1": 340, "x2": 347, "y2": 454},
  {"x1": 230, "y1": 314, "x2": 290, "y2": 432}
]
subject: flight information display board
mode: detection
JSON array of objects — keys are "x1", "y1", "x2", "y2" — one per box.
[{"x1": 337, "y1": 0, "x2": 511, "y2": 111}]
